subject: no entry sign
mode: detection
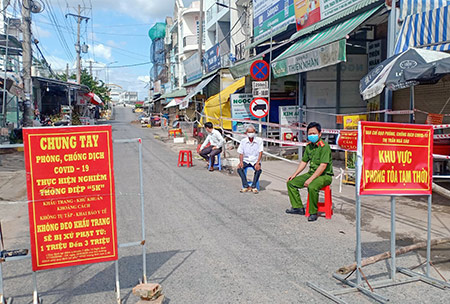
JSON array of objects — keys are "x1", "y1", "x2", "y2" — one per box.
[
  {"x1": 250, "y1": 97, "x2": 269, "y2": 119},
  {"x1": 358, "y1": 122, "x2": 433, "y2": 195},
  {"x1": 250, "y1": 60, "x2": 270, "y2": 81},
  {"x1": 23, "y1": 125, "x2": 118, "y2": 271}
]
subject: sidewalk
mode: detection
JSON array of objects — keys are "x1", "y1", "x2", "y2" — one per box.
[{"x1": 151, "y1": 126, "x2": 450, "y2": 277}]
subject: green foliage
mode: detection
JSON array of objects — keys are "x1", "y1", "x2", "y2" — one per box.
[{"x1": 56, "y1": 69, "x2": 111, "y2": 105}]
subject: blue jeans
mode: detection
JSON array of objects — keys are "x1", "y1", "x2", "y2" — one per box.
[{"x1": 237, "y1": 162, "x2": 262, "y2": 188}]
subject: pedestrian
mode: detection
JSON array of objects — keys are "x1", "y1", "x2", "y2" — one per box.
[
  {"x1": 199, "y1": 122, "x2": 224, "y2": 172},
  {"x1": 237, "y1": 124, "x2": 263, "y2": 193},
  {"x1": 285, "y1": 122, "x2": 333, "y2": 222}
]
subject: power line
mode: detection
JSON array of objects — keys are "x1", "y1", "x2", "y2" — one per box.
[
  {"x1": 92, "y1": 31, "x2": 147, "y2": 37},
  {"x1": 34, "y1": 20, "x2": 149, "y2": 59},
  {"x1": 90, "y1": 61, "x2": 151, "y2": 69},
  {"x1": 93, "y1": 23, "x2": 152, "y2": 28},
  {"x1": 42, "y1": 0, "x2": 74, "y2": 61}
]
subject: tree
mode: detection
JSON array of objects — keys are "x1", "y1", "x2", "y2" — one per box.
[{"x1": 56, "y1": 69, "x2": 111, "y2": 104}]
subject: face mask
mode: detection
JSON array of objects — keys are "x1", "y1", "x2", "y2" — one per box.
[
  {"x1": 308, "y1": 134, "x2": 319, "y2": 143},
  {"x1": 247, "y1": 132, "x2": 255, "y2": 138}
]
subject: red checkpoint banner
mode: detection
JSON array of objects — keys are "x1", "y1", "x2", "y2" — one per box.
[
  {"x1": 359, "y1": 122, "x2": 433, "y2": 196},
  {"x1": 23, "y1": 126, "x2": 118, "y2": 271}
]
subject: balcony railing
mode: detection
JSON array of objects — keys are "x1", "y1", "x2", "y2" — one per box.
[
  {"x1": 183, "y1": 35, "x2": 198, "y2": 48},
  {"x1": 235, "y1": 41, "x2": 246, "y2": 62},
  {"x1": 206, "y1": 0, "x2": 230, "y2": 23}
]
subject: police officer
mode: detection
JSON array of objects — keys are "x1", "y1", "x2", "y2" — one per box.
[{"x1": 285, "y1": 122, "x2": 333, "y2": 222}]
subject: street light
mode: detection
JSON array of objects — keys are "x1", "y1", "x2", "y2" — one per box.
[{"x1": 106, "y1": 61, "x2": 118, "y2": 86}]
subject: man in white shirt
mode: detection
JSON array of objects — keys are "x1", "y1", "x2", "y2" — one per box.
[
  {"x1": 199, "y1": 122, "x2": 225, "y2": 171},
  {"x1": 237, "y1": 124, "x2": 264, "y2": 193}
]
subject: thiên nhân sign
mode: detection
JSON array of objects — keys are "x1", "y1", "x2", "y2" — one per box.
[
  {"x1": 23, "y1": 125, "x2": 118, "y2": 271},
  {"x1": 358, "y1": 122, "x2": 433, "y2": 196}
]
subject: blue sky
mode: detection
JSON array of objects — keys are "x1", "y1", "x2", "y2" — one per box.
[{"x1": 24, "y1": 0, "x2": 183, "y2": 99}]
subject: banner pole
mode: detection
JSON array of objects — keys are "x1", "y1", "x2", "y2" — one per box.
[
  {"x1": 115, "y1": 260, "x2": 121, "y2": 304},
  {"x1": 0, "y1": 262, "x2": 5, "y2": 304},
  {"x1": 426, "y1": 194, "x2": 432, "y2": 277},
  {"x1": 390, "y1": 196, "x2": 396, "y2": 281},
  {"x1": 138, "y1": 139, "x2": 147, "y2": 284},
  {"x1": 32, "y1": 271, "x2": 39, "y2": 304},
  {"x1": 355, "y1": 122, "x2": 362, "y2": 285},
  {"x1": 355, "y1": 165, "x2": 362, "y2": 285}
]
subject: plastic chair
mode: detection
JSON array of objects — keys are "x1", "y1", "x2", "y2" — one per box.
[
  {"x1": 208, "y1": 153, "x2": 222, "y2": 171},
  {"x1": 178, "y1": 150, "x2": 193, "y2": 167},
  {"x1": 305, "y1": 185, "x2": 333, "y2": 219},
  {"x1": 244, "y1": 166, "x2": 260, "y2": 190}
]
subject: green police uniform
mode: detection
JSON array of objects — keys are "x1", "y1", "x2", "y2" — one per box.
[{"x1": 287, "y1": 139, "x2": 333, "y2": 214}]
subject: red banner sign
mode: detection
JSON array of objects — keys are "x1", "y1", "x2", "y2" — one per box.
[
  {"x1": 337, "y1": 130, "x2": 358, "y2": 151},
  {"x1": 359, "y1": 122, "x2": 433, "y2": 195},
  {"x1": 23, "y1": 126, "x2": 118, "y2": 271}
]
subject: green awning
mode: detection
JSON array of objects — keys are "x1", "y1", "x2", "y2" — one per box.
[
  {"x1": 272, "y1": 6, "x2": 381, "y2": 78},
  {"x1": 245, "y1": 25, "x2": 290, "y2": 50},
  {"x1": 290, "y1": 0, "x2": 383, "y2": 41},
  {"x1": 160, "y1": 88, "x2": 187, "y2": 99},
  {"x1": 229, "y1": 56, "x2": 263, "y2": 79}
]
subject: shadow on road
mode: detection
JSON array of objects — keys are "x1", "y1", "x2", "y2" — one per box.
[{"x1": 43, "y1": 249, "x2": 194, "y2": 303}]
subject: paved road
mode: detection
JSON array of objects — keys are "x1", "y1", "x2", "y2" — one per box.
[{"x1": 2, "y1": 107, "x2": 450, "y2": 303}]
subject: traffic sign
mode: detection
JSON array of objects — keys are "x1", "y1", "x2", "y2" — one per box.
[
  {"x1": 252, "y1": 81, "x2": 269, "y2": 97},
  {"x1": 250, "y1": 60, "x2": 270, "y2": 81},
  {"x1": 250, "y1": 97, "x2": 269, "y2": 119}
]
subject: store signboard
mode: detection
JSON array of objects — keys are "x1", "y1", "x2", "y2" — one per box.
[
  {"x1": 184, "y1": 52, "x2": 203, "y2": 83},
  {"x1": 294, "y1": 0, "x2": 366, "y2": 31},
  {"x1": 279, "y1": 105, "x2": 299, "y2": 145},
  {"x1": 272, "y1": 39, "x2": 346, "y2": 78},
  {"x1": 203, "y1": 43, "x2": 221, "y2": 73},
  {"x1": 367, "y1": 40, "x2": 383, "y2": 71},
  {"x1": 253, "y1": 0, "x2": 296, "y2": 41},
  {"x1": 230, "y1": 94, "x2": 265, "y2": 135}
]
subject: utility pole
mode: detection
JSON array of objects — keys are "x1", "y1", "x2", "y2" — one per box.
[
  {"x1": 21, "y1": 0, "x2": 33, "y2": 127},
  {"x1": 66, "y1": 63, "x2": 69, "y2": 79},
  {"x1": 89, "y1": 61, "x2": 93, "y2": 76},
  {"x1": 66, "y1": 5, "x2": 89, "y2": 84}
]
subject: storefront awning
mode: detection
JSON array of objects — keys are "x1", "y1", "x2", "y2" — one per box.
[
  {"x1": 399, "y1": 0, "x2": 450, "y2": 20},
  {"x1": 164, "y1": 97, "x2": 185, "y2": 108},
  {"x1": 395, "y1": 4, "x2": 450, "y2": 54},
  {"x1": 271, "y1": 5, "x2": 382, "y2": 78},
  {"x1": 290, "y1": 0, "x2": 382, "y2": 41},
  {"x1": 85, "y1": 92, "x2": 103, "y2": 106},
  {"x1": 229, "y1": 56, "x2": 263, "y2": 79},
  {"x1": 204, "y1": 77, "x2": 245, "y2": 130},
  {"x1": 160, "y1": 88, "x2": 187, "y2": 99},
  {"x1": 180, "y1": 75, "x2": 216, "y2": 110}
]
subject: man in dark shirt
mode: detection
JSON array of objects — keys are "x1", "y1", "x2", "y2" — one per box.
[{"x1": 286, "y1": 122, "x2": 333, "y2": 222}]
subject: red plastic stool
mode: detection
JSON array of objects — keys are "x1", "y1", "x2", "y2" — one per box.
[
  {"x1": 178, "y1": 150, "x2": 193, "y2": 167},
  {"x1": 305, "y1": 185, "x2": 333, "y2": 219}
]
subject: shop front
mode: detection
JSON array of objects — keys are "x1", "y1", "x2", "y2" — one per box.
[{"x1": 271, "y1": 4, "x2": 385, "y2": 130}]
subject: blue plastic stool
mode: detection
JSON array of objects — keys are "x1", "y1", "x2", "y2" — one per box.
[
  {"x1": 209, "y1": 153, "x2": 222, "y2": 171},
  {"x1": 244, "y1": 166, "x2": 260, "y2": 190}
]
